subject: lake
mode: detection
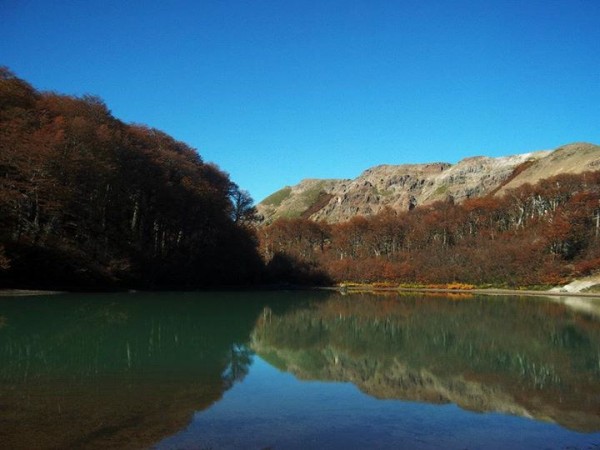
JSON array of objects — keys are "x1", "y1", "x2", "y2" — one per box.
[{"x1": 0, "y1": 290, "x2": 599, "y2": 449}]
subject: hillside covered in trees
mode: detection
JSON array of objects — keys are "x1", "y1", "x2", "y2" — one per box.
[
  {"x1": 258, "y1": 170, "x2": 600, "y2": 287},
  {"x1": 0, "y1": 68, "x2": 262, "y2": 289},
  {"x1": 2, "y1": 69, "x2": 600, "y2": 290}
]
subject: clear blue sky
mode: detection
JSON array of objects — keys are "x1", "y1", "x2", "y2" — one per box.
[{"x1": 2, "y1": 0, "x2": 599, "y2": 202}]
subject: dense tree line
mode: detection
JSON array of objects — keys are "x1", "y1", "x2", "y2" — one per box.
[
  {"x1": 3, "y1": 69, "x2": 599, "y2": 289},
  {"x1": 0, "y1": 68, "x2": 262, "y2": 289},
  {"x1": 258, "y1": 171, "x2": 600, "y2": 286}
]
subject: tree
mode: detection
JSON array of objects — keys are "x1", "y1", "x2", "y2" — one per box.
[
  {"x1": 229, "y1": 183, "x2": 257, "y2": 225},
  {"x1": 0, "y1": 245, "x2": 10, "y2": 270}
]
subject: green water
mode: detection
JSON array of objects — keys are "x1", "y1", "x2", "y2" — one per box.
[{"x1": 0, "y1": 290, "x2": 599, "y2": 449}]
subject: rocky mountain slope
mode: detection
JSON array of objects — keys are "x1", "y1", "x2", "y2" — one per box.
[{"x1": 258, "y1": 142, "x2": 600, "y2": 223}]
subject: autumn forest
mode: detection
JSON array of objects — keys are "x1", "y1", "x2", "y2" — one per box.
[
  {"x1": 0, "y1": 68, "x2": 262, "y2": 289},
  {"x1": 2, "y1": 69, "x2": 600, "y2": 289},
  {"x1": 259, "y1": 173, "x2": 600, "y2": 287}
]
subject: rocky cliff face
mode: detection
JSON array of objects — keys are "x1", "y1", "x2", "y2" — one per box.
[{"x1": 258, "y1": 142, "x2": 600, "y2": 223}]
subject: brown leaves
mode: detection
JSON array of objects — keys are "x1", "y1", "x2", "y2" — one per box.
[
  {"x1": 259, "y1": 170, "x2": 600, "y2": 286},
  {"x1": 0, "y1": 70, "x2": 262, "y2": 288}
]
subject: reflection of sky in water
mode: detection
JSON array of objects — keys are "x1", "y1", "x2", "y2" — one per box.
[{"x1": 155, "y1": 356, "x2": 600, "y2": 450}]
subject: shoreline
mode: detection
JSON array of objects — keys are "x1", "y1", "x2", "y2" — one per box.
[
  {"x1": 335, "y1": 285, "x2": 600, "y2": 299},
  {"x1": 2, "y1": 286, "x2": 600, "y2": 299},
  {"x1": 0, "y1": 289, "x2": 65, "y2": 297}
]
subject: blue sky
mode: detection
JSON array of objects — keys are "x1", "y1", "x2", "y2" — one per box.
[{"x1": 2, "y1": 1, "x2": 599, "y2": 202}]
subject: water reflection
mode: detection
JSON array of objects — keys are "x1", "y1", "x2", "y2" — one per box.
[
  {"x1": 156, "y1": 355, "x2": 599, "y2": 450},
  {"x1": 0, "y1": 291, "x2": 289, "y2": 449},
  {"x1": 0, "y1": 290, "x2": 599, "y2": 449},
  {"x1": 251, "y1": 292, "x2": 600, "y2": 432}
]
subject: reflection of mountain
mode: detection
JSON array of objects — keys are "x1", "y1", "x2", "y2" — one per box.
[
  {"x1": 0, "y1": 292, "x2": 266, "y2": 449},
  {"x1": 251, "y1": 293, "x2": 600, "y2": 432}
]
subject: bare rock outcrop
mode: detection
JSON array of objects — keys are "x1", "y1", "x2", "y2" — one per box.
[{"x1": 257, "y1": 142, "x2": 599, "y2": 223}]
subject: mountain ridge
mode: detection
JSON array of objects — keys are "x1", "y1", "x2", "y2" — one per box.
[{"x1": 258, "y1": 142, "x2": 599, "y2": 223}]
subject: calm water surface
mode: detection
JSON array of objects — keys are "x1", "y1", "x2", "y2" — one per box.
[{"x1": 0, "y1": 290, "x2": 599, "y2": 449}]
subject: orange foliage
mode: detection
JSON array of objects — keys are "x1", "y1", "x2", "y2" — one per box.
[
  {"x1": 259, "y1": 170, "x2": 600, "y2": 286},
  {"x1": 0, "y1": 69, "x2": 263, "y2": 289}
]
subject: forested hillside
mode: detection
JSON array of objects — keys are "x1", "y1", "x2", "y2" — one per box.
[
  {"x1": 2, "y1": 69, "x2": 599, "y2": 289},
  {"x1": 0, "y1": 68, "x2": 262, "y2": 289},
  {"x1": 258, "y1": 171, "x2": 600, "y2": 286}
]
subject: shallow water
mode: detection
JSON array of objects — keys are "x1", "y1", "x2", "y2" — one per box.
[{"x1": 0, "y1": 290, "x2": 599, "y2": 449}]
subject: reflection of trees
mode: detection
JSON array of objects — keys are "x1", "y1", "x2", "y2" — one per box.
[
  {"x1": 251, "y1": 292, "x2": 600, "y2": 432},
  {"x1": 222, "y1": 343, "x2": 254, "y2": 388},
  {"x1": 0, "y1": 292, "x2": 266, "y2": 449}
]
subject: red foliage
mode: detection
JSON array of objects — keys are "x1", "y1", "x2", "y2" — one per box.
[
  {"x1": 259, "y1": 170, "x2": 600, "y2": 286},
  {"x1": 0, "y1": 69, "x2": 263, "y2": 289}
]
